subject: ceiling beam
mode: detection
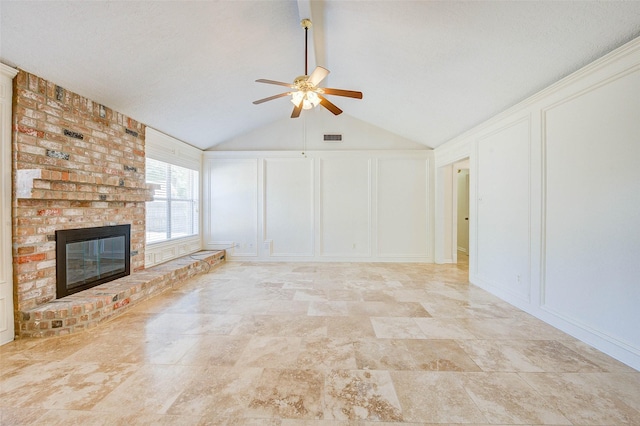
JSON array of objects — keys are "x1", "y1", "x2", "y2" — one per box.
[{"x1": 297, "y1": 0, "x2": 326, "y2": 73}]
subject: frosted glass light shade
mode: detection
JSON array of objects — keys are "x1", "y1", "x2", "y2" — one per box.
[{"x1": 290, "y1": 90, "x2": 320, "y2": 109}]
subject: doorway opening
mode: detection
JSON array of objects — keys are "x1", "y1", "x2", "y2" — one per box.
[
  {"x1": 455, "y1": 161, "x2": 470, "y2": 270},
  {"x1": 435, "y1": 157, "x2": 470, "y2": 272}
]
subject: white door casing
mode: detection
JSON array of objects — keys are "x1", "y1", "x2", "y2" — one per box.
[{"x1": 0, "y1": 63, "x2": 17, "y2": 345}]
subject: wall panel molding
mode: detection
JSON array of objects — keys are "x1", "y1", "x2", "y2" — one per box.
[
  {"x1": 318, "y1": 157, "x2": 372, "y2": 257},
  {"x1": 264, "y1": 158, "x2": 314, "y2": 257},
  {"x1": 204, "y1": 150, "x2": 433, "y2": 263},
  {"x1": 205, "y1": 158, "x2": 259, "y2": 257},
  {"x1": 539, "y1": 64, "x2": 640, "y2": 308},
  {"x1": 474, "y1": 115, "x2": 532, "y2": 303},
  {"x1": 539, "y1": 65, "x2": 640, "y2": 360}
]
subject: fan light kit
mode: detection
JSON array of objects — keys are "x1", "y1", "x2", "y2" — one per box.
[{"x1": 253, "y1": 18, "x2": 363, "y2": 118}]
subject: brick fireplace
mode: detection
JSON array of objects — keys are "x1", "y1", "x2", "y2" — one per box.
[{"x1": 12, "y1": 70, "x2": 148, "y2": 323}]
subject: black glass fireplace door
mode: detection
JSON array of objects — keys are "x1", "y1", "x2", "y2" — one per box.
[
  {"x1": 56, "y1": 225, "x2": 131, "y2": 298},
  {"x1": 66, "y1": 236, "x2": 126, "y2": 290}
]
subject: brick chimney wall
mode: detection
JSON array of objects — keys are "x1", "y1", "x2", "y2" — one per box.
[{"x1": 12, "y1": 70, "x2": 148, "y2": 313}]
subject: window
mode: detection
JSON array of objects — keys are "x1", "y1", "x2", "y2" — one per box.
[{"x1": 146, "y1": 158, "x2": 199, "y2": 244}]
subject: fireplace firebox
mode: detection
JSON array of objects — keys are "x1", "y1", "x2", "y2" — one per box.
[{"x1": 56, "y1": 225, "x2": 131, "y2": 298}]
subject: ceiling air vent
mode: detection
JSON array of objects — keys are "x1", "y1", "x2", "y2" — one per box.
[{"x1": 323, "y1": 134, "x2": 342, "y2": 142}]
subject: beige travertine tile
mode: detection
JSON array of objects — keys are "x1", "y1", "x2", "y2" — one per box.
[
  {"x1": 297, "y1": 337, "x2": 357, "y2": 370},
  {"x1": 457, "y1": 339, "x2": 545, "y2": 372},
  {"x1": 177, "y1": 335, "x2": 251, "y2": 366},
  {"x1": 246, "y1": 368, "x2": 324, "y2": 419},
  {"x1": 308, "y1": 301, "x2": 349, "y2": 316},
  {"x1": 402, "y1": 339, "x2": 482, "y2": 372},
  {"x1": 1, "y1": 260, "x2": 638, "y2": 425},
  {"x1": 91, "y1": 364, "x2": 200, "y2": 414},
  {"x1": 230, "y1": 315, "x2": 327, "y2": 338},
  {"x1": 346, "y1": 301, "x2": 394, "y2": 317},
  {"x1": 203, "y1": 417, "x2": 282, "y2": 425},
  {"x1": 386, "y1": 301, "x2": 432, "y2": 317},
  {"x1": 66, "y1": 332, "x2": 200, "y2": 365},
  {"x1": 360, "y1": 289, "x2": 396, "y2": 303},
  {"x1": 420, "y1": 292, "x2": 520, "y2": 319},
  {"x1": 324, "y1": 369, "x2": 402, "y2": 421},
  {"x1": 14, "y1": 409, "x2": 204, "y2": 426},
  {"x1": 280, "y1": 420, "x2": 351, "y2": 425},
  {"x1": 0, "y1": 407, "x2": 48, "y2": 425},
  {"x1": 0, "y1": 360, "x2": 139, "y2": 410},
  {"x1": 459, "y1": 339, "x2": 605, "y2": 373},
  {"x1": 594, "y1": 371, "x2": 640, "y2": 412},
  {"x1": 326, "y1": 288, "x2": 363, "y2": 301},
  {"x1": 235, "y1": 336, "x2": 302, "y2": 368},
  {"x1": 370, "y1": 317, "x2": 426, "y2": 339},
  {"x1": 325, "y1": 316, "x2": 376, "y2": 339},
  {"x1": 0, "y1": 331, "x2": 95, "y2": 362},
  {"x1": 520, "y1": 372, "x2": 640, "y2": 424},
  {"x1": 390, "y1": 371, "x2": 488, "y2": 423},
  {"x1": 184, "y1": 313, "x2": 244, "y2": 335},
  {"x1": 558, "y1": 339, "x2": 639, "y2": 372},
  {"x1": 464, "y1": 317, "x2": 574, "y2": 340},
  {"x1": 167, "y1": 366, "x2": 262, "y2": 418},
  {"x1": 226, "y1": 299, "x2": 274, "y2": 314},
  {"x1": 413, "y1": 317, "x2": 478, "y2": 339},
  {"x1": 462, "y1": 372, "x2": 572, "y2": 424},
  {"x1": 294, "y1": 289, "x2": 330, "y2": 302},
  {"x1": 354, "y1": 339, "x2": 416, "y2": 371},
  {"x1": 267, "y1": 300, "x2": 310, "y2": 315}
]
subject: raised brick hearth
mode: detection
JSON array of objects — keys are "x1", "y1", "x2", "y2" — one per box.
[{"x1": 18, "y1": 250, "x2": 225, "y2": 338}]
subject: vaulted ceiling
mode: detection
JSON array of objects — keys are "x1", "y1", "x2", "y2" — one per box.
[{"x1": 2, "y1": 1, "x2": 640, "y2": 150}]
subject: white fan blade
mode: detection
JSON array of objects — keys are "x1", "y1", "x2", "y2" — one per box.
[{"x1": 307, "y1": 66, "x2": 329, "y2": 87}]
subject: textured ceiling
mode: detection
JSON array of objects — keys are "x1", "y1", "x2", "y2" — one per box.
[{"x1": 1, "y1": 1, "x2": 640, "y2": 150}]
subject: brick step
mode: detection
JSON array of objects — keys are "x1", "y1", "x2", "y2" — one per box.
[{"x1": 17, "y1": 250, "x2": 225, "y2": 338}]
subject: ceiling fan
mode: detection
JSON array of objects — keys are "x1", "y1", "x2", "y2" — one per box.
[{"x1": 253, "y1": 18, "x2": 363, "y2": 118}]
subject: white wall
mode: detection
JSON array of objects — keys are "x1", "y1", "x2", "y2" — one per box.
[
  {"x1": 435, "y1": 164, "x2": 455, "y2": 263},
  {"x1": 211, "y1": 109, "x2": 426, "y2": 151},
  {"x1": 204, "y1": 150, "x2": 433, "y2": 262},
  {"x1": 435, "y1": 36, "x2": 640, "y2": 370}
]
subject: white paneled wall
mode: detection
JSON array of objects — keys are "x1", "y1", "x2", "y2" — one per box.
[
  {"x1": 204, "y1": 151, "x2": 433, "y2": 262},
  {"x1": 319, "y1": 157, "x2": 371, "y2": 257},
  {"x1": 435, "y1": 37, "x2": 640, "y2": 370},
  {"x1": 542, "y1": 67, "x2": 640, "y2": 356},
  {"x1": 264, "y1": 158, "x2": 314, "y2": 257},
  {"x1": 377, "y1": 158, "x2": 429, "y2": 258},
  {"x1": 476, "y1": 117, "x2": 531, "y2": 302},
  {"x1": 207, "y1": 159, "x2": 259, "y2": 256}
]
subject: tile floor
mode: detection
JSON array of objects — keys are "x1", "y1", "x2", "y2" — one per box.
[{"x1": 1, "y1": 255, "x2": 639, "y2": 425}]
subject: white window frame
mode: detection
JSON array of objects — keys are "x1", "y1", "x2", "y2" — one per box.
[{"x1": 144, "y1": 128, "x2": 202, "y2": 268}]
